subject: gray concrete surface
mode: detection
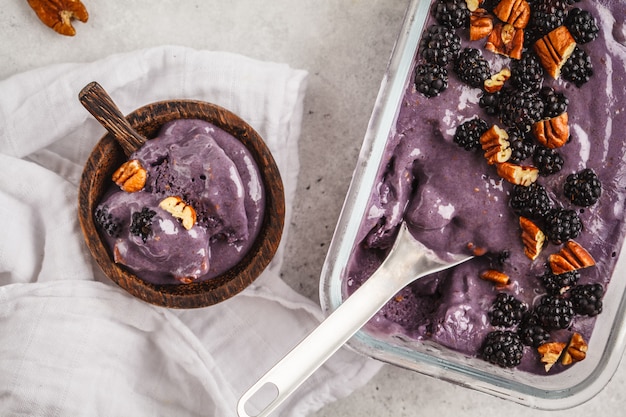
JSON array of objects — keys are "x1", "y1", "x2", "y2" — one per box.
[{"x1": 2, "y1": 1, "x2": 624, "y2": 415}]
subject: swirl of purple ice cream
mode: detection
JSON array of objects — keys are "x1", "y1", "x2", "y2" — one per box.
[{"x1": 97, "y1": 119, "x2": 265, "y2": 284}]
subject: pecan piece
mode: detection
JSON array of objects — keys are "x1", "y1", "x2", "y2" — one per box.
[
  {"x1": 532, "y1": 112, "x2": 570, "y2": 149},
  {"x1": 493, "y1": 0, "x2": 531, "y2": 29},
  {"x1": 496, "y1": 162, "x2": 539, "y2": 186},
  {"x1": 177, "y1": 276, "x2": 196, "y2": 285},
  {"x1": 27, "y1": 0, "x2": 89, "y2": 36},
  {"x1": 467, "y1": 242, "x2": 488, "y2": 256},
  {"x1": 465, "y1": 0, "x2": 484, "y2": 12},
  {"x1": 480, "y1": 269, "x2": 510, "y2": 285},
  {"x1": 480, "y1": 124, "x2": 511, "y2": 165},
  {"x1": 561, "y1": 333, "x2": 588, "y2": 366},
  {"x1": 538, "y1": 342, "x2": 566, "y2": 372},
  {"x1": 112, "y1": 159, "x2": 147, "y2": 193},
  {"x1": 519, "y1": 216, "x2": 546, "y2": 260},
  {"x1": 533, "y1": 26, "x2": 577, "y2": 79},
  {"x1": 159, "y1": 196, "x2": 197, "y2": 230},
  {"x1": 470, "y1": 8, "x2": 493, "y2": 41},
  {"x1": 548, "y1": 240, "x2": 596, "y2": 275},
  {"x1": 484, "y1": 68, "x2": 511, "y2": 93},
  {"x1": 485, "y1": 23, "x2": 524, "y2": 60}
]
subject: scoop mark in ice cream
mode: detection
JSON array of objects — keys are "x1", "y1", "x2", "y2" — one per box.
[{"x1": 95, "y1": 119, "x2": 266, "y2": 284}]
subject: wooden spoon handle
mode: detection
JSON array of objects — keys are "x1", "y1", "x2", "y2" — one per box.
[{"x1": 79, "y1": 81, "x2": 145, "y2": 156}]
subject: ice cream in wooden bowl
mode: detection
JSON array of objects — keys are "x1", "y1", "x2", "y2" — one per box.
[{"x1": 78, "y1": 82, "x2": 285, "y2": 308}]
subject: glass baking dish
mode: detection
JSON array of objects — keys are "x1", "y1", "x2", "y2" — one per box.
[{"x1": 319, "y1": 0, "x2": 626, "y2": 409}]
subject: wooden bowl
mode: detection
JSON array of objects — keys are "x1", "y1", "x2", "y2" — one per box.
[{"x1": 78, "y1": 99, "x2": 285, "y2": 308}]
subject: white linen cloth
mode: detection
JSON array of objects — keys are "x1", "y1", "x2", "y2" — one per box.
[{"x1": 0, "y1": 46, "x2": 382, "y2": 417}]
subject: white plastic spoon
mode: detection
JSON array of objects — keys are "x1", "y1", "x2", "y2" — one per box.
[{"x1": 237, "y1": 222, "x2": 474, "y2": 417}]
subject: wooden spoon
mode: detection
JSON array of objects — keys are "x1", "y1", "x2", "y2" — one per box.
[{"x1": 79, "y1": 81, "x2": 145, "y2": 155}]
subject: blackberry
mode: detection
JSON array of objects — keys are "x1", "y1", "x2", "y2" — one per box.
[
  {"x1": 544, "y1": 207, "x2": 582, "y2": 244},
  {"x1": 482, "y1": 330, "x2": 524, "y2": 368},
  {"x1": 414, "y1": 62, "x2": 448, "y2": 98},
  {"x1": 419, "y1": 24, "x2": 462, "y2": 66},
  {"x1": 489, "y1": 293, "x2": 528, "y2": 328},
  {"x1": 561, "y1": 46, "x2": 593, "y2": 87},
  {"x1": 508, "y1": 128, "x2": 535, "y2": 163},
  {"x1": 569, "y1": 284, "x2": 604, "y2": 317},
  {"x1": 539, "y1": 86, "x2": 568, "y2": 119},
  {"x1": 565, "y1": 8, "x2": 599, "y2": 44},
  {"x1": 525, "y1": 9, "x2": 566, "y2": 44},
  {"x1": 494, "y1": 250, "x2": 511, "y2": 267},
  {"x1": 533, "y1": 146, "x2": 564, "y2": 176},
  {"x1": 479, "y1": 91, "x2": 500, "y2": 116},
  {"x1": 94, "y1": 205, "x2": 121, "y2": 237},
  {"x1": 540, "y1": 269, "x2": 580, "y2": 295},
  {"x1": 564, "y1": 168, "x2": 602, "y2": 207},
  {"x1": 432, "y1": 0, "x2": 470, "y2": 29},
  {"x1": 509, "y1": 182, "x2": 553, "y2": 219},
  {"x1": 533, "y1": 0, "x2": 571, "y2": 13},
  {"x1": 498, "y1": 90, "x2": 544, "y2": 132},
  {"x1": 483, "y1": 250, "x2": 511, "y2": 270},
  {"x1": 453, "y1": 48, "x2": 491, "y2": 89},
  {"x1": 518, "y1": 313, "x2": 551, "y2": 347},
  {"x1": 510, "y1": 52, "x2": 544, "y2": 93},
  {"x1": 453, "y1": 117, "x2": 489, "y2": 151},
  {"x1": 535, "y1": 295, "x2": 575, "y2": 330},
  {"x1": 130, "y1": 207, "x2": 156, "y2": 243}
]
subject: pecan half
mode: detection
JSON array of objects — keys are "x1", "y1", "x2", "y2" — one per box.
[
  {"x1": 27, "y1": 0, "x2": 89, "y2": 36},
  {"x1": 159, "y1": 196, "x2": 197, "y2": 230},
  {"x1": 548, "y1": 240, "x2": 596, "y2": 275},
  {"x1": 480, "y1": 124, "x2": 511, "y2": 165},
  {"x1": 493, "y1": 0, "x2": 531, "y2": 29},
  {"x1": 533, "y1": 26, "x2": 577, "y2": 79},
  {"x1": 532, "y1": 112, "x2": 570, "y2": 149},
  {"x1": 496, "y1": 162, "x2": 539, "y2": 186},
  {"x1": 485, "y1": 23, "x2": 524, "y2": 60},
  {"x1": 112, "y1": 159, "x2": 147, "y2": 193},
  {"x1": 519, "y1": 216, "x2": 546, "y2": 260}
]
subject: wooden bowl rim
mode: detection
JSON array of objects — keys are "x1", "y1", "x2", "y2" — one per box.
[{"x1": 78, "y1": 99, "x2": 285, "y2": 308}]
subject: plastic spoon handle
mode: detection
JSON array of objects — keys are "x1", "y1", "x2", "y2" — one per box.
[
  {"x1": 237, "y1": 224, "x2": 473, "y2": 417},
  {"x1": 78, "y1": 81, "x2": 146, "y2": 156}
]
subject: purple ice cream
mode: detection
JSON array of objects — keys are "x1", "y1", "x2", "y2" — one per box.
[
  {"x1": 343, "y1": 0, "x2": 626, "y2": 374},
  {"x1": 96, "y1": 118, "x2": 265, "y2": 284}
]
